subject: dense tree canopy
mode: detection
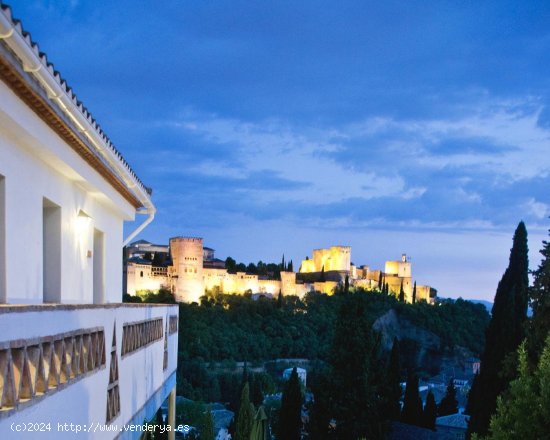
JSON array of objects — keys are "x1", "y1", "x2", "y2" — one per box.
[
  {"x1": 474, "y1": 337, "x2": 550, "y2": 440},
  {"x1": 177, "y1": 290, "x2": 489, "y2": 364}
]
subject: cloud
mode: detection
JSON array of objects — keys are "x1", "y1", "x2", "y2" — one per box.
[
  {"x1": 167, "y1": 113, "x2": 421, "y2": 204},
  {"x1": 142, "y1": 97, "x2": 548, "y2": 234},
  {"x1": 524, "y1": 198, "x2": 549, "y2": 219}
]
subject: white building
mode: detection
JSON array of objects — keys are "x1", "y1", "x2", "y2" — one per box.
[{"x1": 0, "y1": 4, "x2": 178, "y2": 439}]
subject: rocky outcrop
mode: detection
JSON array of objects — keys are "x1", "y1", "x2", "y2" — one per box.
[
  {"x1": 373, "y1": 309, "x2": 474, "y2": 376},
  {"x1": 374, "y1": 309, "x2": 440, "y2": 351}
]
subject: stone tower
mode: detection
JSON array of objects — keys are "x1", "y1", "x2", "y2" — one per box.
[{"x1": 170, "y1": 237, "x2": 204, "y2": 303}]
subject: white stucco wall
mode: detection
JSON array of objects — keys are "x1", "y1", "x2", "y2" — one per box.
[
  {"x1": 0, "y1": 79, "x2": 136, "y2": 304},
  {"x1": 0, "y1": 304, "x2": 178, "y2": 439}
]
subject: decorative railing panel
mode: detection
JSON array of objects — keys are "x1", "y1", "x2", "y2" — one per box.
[
  {"x1": 121, "y1": 317, "x2": 163, "y2": 358},
  {"x1": 169, "y1": 315, "x2": 178, "y2": 335},
  {"x1": 0, "y1": 327, "x2": 105, "y2": 417},
  {"x1": 106, "y1": 324, "x2": 120, "y2": 423}
]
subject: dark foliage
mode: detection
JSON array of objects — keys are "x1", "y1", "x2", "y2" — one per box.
[
  {"x1": 401, "y1": 372, "x2": 423, "y2": 427},
  {"x1": 177, "y1": 290, "x2": 489, "y2": 364},
  {"x1": 277, "y1": 367, "x2": 303, "y2": 440},
  {"x1": 467, "y1": 221, "x2": 529, "y2": 437},
  {"x1": 423, "y1": 391, "x2": 437, "y2": 430},
  {"x1": 380, "y1": 338, "x2": 402, "y2": 421},
  {"x1": 527, "y1": 228, "x2": 550, "y2": 367},
  {"x1": 438, "y1": 378, "x2": 458, "y2": 416},
  {"x1": 329, "y1": 294, "x2": 385, "y2": 439}
]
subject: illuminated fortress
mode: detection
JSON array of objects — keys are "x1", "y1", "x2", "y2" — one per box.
[{"x1": 125, "y1": 238, "x2": 437, "y2": 303}]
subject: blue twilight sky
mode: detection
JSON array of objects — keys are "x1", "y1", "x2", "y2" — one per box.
[{"x1": 6, "y1": 0, "x2": 550, "y2": 300}]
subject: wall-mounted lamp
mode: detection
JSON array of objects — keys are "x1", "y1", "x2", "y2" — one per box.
[{"x1": 76, "y1": 209, "x2": 92, "y2": 241}]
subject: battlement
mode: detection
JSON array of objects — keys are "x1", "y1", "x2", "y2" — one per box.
[{"x1": 170, "y1": 236, "x2": 203, "y2": 244}]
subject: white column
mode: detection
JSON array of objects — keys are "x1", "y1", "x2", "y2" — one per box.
[{"x1": 168, "y1": 386, "x2": 176, "y2": 440}]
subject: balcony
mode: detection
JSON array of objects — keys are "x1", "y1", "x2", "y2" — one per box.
[{"x1": 0, "y1": 303, "x2": 178, "y2": 439}]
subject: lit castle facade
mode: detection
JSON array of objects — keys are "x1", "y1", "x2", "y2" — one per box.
[{"x1": 126, "y1": 239, "x2": 437, "y2": 304}]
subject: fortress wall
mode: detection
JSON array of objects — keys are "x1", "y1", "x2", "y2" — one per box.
[
  {"x1": 235, "y1": 272, "x2": 259, "y2": 294},
  {"x1": 384, "y1": 260, "x2": 411, "y2": 278},
  {"x1": 170, "y1": 237, "x2": 204, "y2": 303},
  {"x1": 300, "y1": 258, "x2": 316, "y2": 273},
  {"x1": 416, "y1": 285, "x2": 434, "y2": 303},
  {"x1": 313, "y1": 281, "x2": 339, "y2": 295},
  {"x1": 258, "y1": 279, "x2": 281, "y2": 295},
  {"x1": 313, "y1": 248, "x2": 328, "y2": 272},
  {"x1": 281, "y1": 271, "x2": 297, "y2": 296},
  {"x1": 330, "y1": 246, "x2": 351, "y2": 271},
  {"x1": 204, "y1": 267, "x2": 228, "y2": 292}
]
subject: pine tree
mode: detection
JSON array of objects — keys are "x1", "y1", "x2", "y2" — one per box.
[
  {"x1": 234, "y1": 382, "x2": 254, "y2": 440},
  {"x1": 277, "y1": 367, "x2": 303, "y2": 440},
  {"x1": 527, "y1": 229, "x2": 550, "y2": 366},
  {"x1": 201, "y1": 406, "x2": 215, "y2": 440},
  {"x1": 401, "y1": 372, "x2": 423, "y2": 426},
  {"x1": 438, "y1": 378, "x2": 458, "y2": 416},
  {"x1": 330, "y1": 295, "x2": 384, "y2": 439},
  {"x1": 423, "y1": 391, "x2": 437, "y2": 430},
  {"x1": 399, "y1": 280, "x2": 405, "y2": 303},
  {"x1": 481, "y1": 338, "x2": 550, "y2": 440},
  {"x1": 467, "y1": 221, "x2": 529, "y2": 437},
  {"x1": 381, "y1": 338, "x2": 401, "y2": 421},
  {"x1": 412, "y1": 281, "x2": 417, "y2": 304}
]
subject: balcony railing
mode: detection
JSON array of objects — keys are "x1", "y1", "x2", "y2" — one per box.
[{"x1": 0, "y1": 303, "x2": 178, "y2": 438}]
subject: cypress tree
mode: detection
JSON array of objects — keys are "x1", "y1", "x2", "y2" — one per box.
[
  {"x1": 344, "y1": 275, "x2": 350, "y2": 294},
  {"x1": 423, "y1": 391, "x2": 437, "y2": 430},
  {"x1": 277, "y1": 289, "x2": 283, "y2": 309},
  {"x1": 401, "y1": 372, "x2": 423, "y2": 426},
  {"x1": 412, "y1": 281, "x2": 417, "y2": 304},
  {"x1": 234, "y1": 382, "x2": 254, "y2": 440},
  {"x1": 467, "y1": 221, "x2": 529, "y2": 437},
  {"x1": 281, "y1": 254, "x2": 285, "y2": 271},
  {"x1": 330, "y1": 296, "x2": 384, "y2": 439},
  {"x1": 320, "y1": 265, "x2": 326, "y2": 282},
  {"x1": 384, "y1": 282, "x2": 389, "y2": 296},
  {"x1": 201, "y1": 406, "x2": 215, "y2": 440},
  {"x1": 438, "y1": 378, "x2": 458, "y2": 416},
  {"x1": 382, "y1": 337, "x2": 402, "y2": 421},
  {"x1": 378, "y1": 272, "x2": 383, "y2": 290},
  {"x1": 308, "y1": 372, "x2": 332, "y2": 440},
  {"x1": 288, "y1": 259, "x2": 294, "y2": 272},
  {"x1": 399, "y1": 280, "x2": 405, "y2": 303},
  {"x1": 527, "y1": 228, "x2": 550, "y2": 366},
  {"x1": 278, "y1": 367, "x2": 303, "y2": 440}
]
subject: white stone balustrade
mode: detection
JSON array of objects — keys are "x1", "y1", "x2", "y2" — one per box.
[{"x1": 0, "y1": 303, "x2": 178, "y2": 439}]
